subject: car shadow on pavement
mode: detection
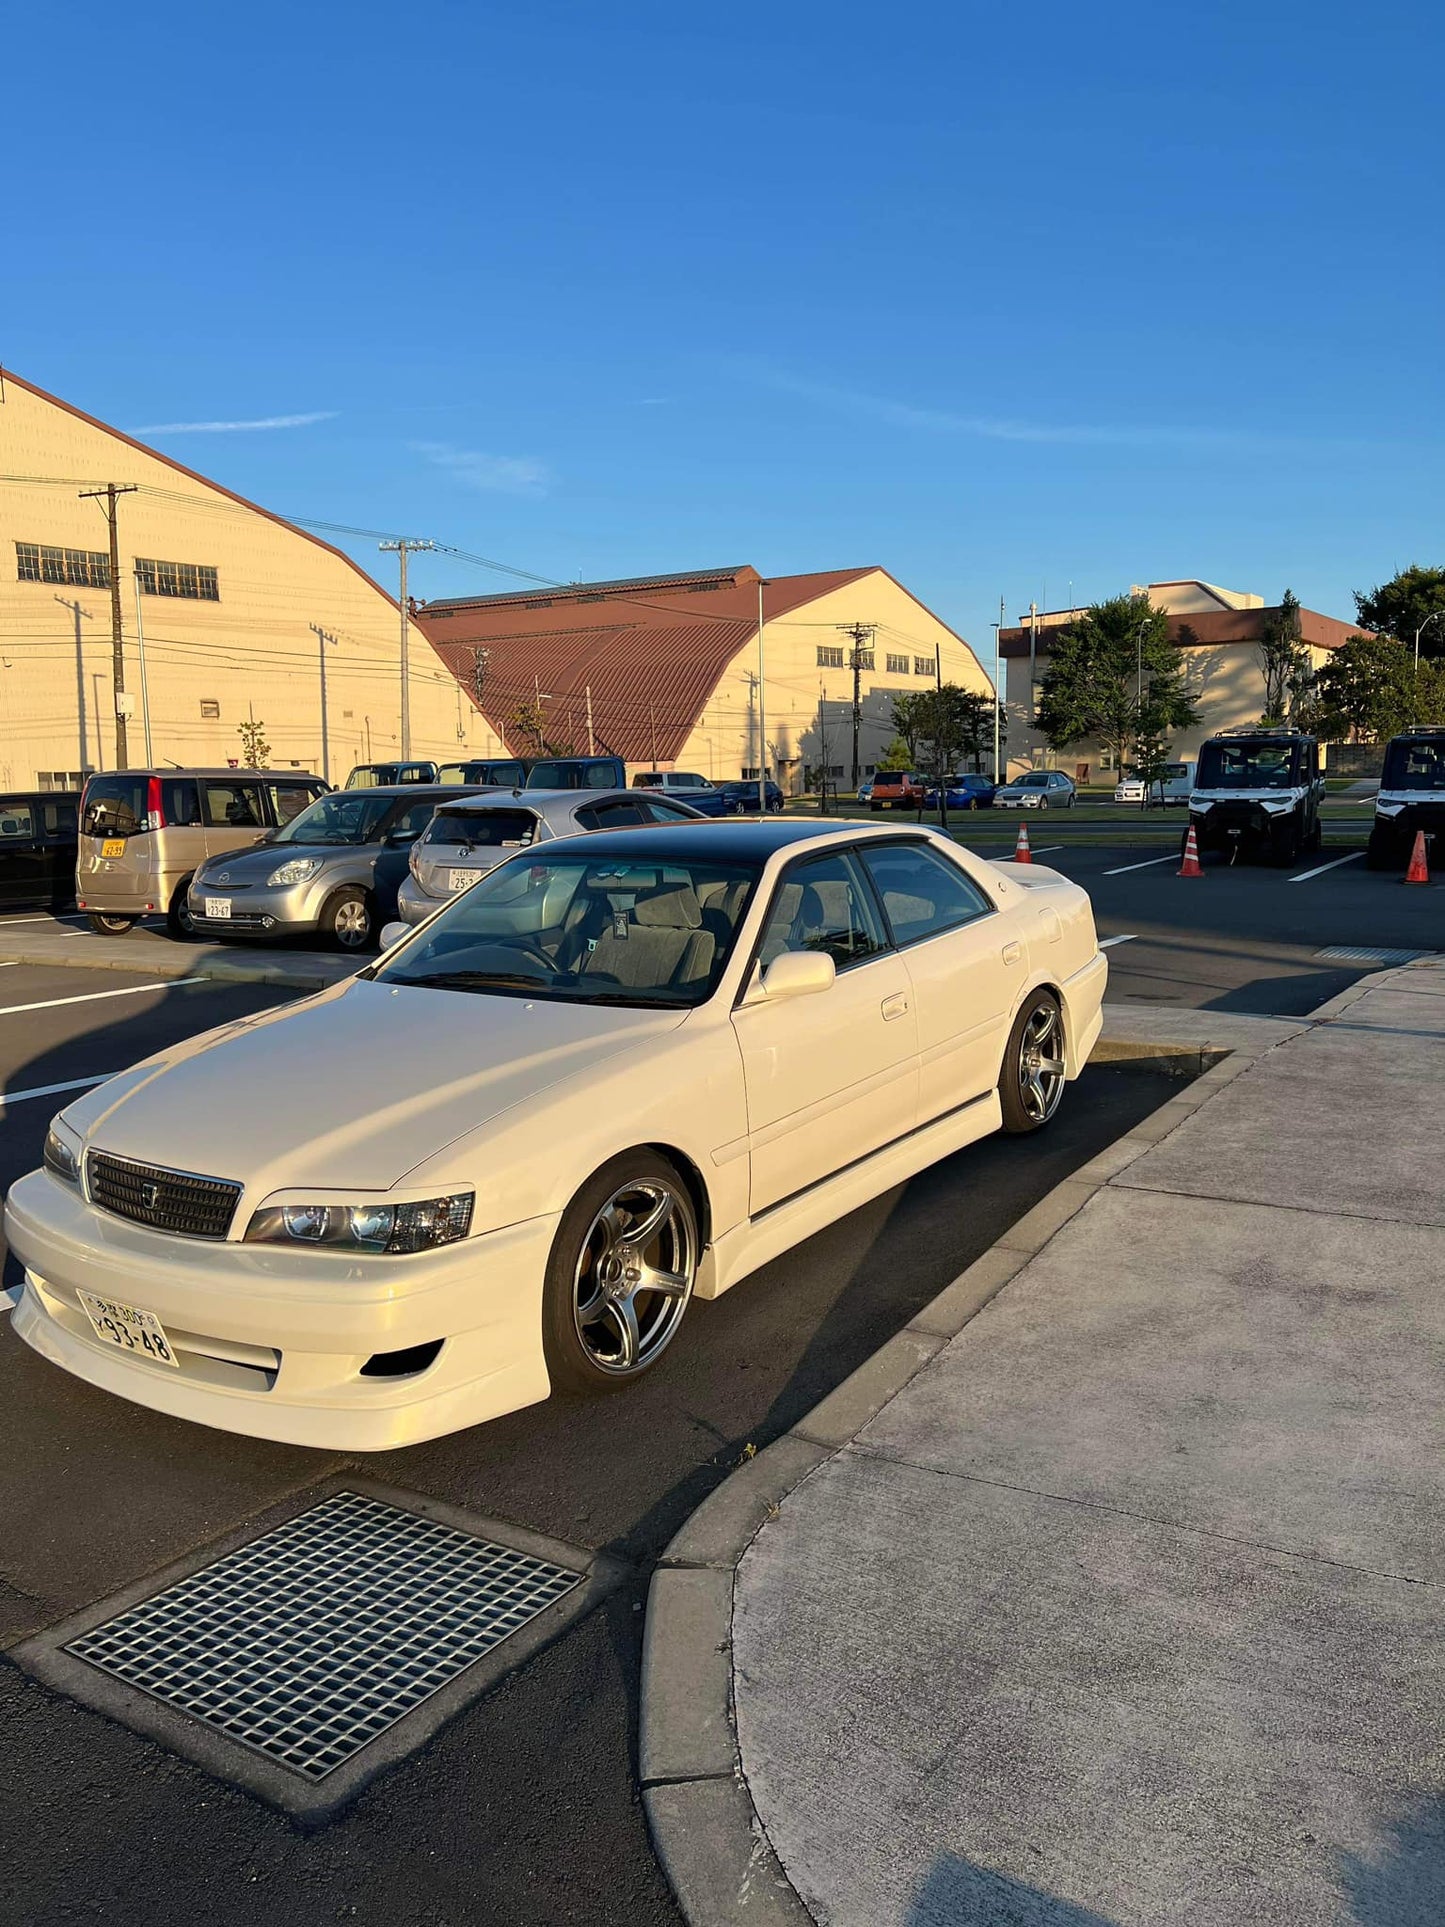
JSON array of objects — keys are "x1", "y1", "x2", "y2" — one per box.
[
  {"x1": 905, "y1": 1852, "x2": 1119, "y2": 1925},
  {"x1": 1337, "y1": 1797, "x2": 1445, "y2": 1924}
]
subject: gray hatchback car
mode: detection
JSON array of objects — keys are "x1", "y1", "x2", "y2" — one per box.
[
  {"x1": 394, "y1": 788, "x2": 705, "y2": 926},
  {"x1": 187, "y1": 785, "x2": 470, "y2": 951}
]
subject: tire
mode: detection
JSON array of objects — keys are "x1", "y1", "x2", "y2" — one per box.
[
  {"x1": 87, "y1": 912, "x2": 135, "y2": 937},
  {"x1": 321, "y1": 886, "x2": 374, "y2": 952},
  {"x1": 1271, "y1": 821, "x2": 1301, "y2": 867},
  {"x1": 870, "y1": 802, "x2": 882, "y2": 812},
  {"x1": 998, "y1": 991, "x2": 1067, "y2": 1135},
  {"x1": 542, "y1": 1151, "x2": 699, "y2": 1394},
  {"x1": 1306, "y1": 817, "x2": 1323, "y2": 855},
  {"x1": 167, "y1": 877, "x2": 198, "y2": 940}
]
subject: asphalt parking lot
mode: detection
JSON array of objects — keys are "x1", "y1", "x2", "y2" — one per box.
[{"x1": 0, "y1": 957, "x2": 1190, "y2": 1926}]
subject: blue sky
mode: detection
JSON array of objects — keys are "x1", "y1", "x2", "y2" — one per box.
[{"x1": 5, "y1": 0, "x2": 1440, "y2": 655}]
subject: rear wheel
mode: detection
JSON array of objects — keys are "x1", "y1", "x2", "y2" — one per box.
[
  {"x1": 542, "y1": 1152, "x2": 698, "y2": 1393},
  {"x1": 322, "y1": 886, "x2": 374, "y2": 951},
  {"x1": 998, "y1": 991, "x2": 1067, "y2": 1135},
  {"x1": 87, "y1": 912, "x2": 135, "y2": 936},
  {"x1": 167, "y1": 877, "x2": 198, "y2": 940},
  {"x1": 1365, "y1": 824, "x2": 1397, "y2": 871}
]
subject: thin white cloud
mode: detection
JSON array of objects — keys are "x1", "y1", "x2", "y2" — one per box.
[
  {"x1": 134, "y1": 411, "x2": 338, "y2": 434},
  {"x1": 735, "y1": 363, "x2": 1326, "y2": 454},
  {"x1": 411, "y1": 440, "x2": 550, "y2": 497}
]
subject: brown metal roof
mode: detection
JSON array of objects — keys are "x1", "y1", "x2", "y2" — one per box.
[
  {"x1": 999, "y1": 605, "x2": 1365, "y2": 657},
  {"x1": 416, "y1": 564, "x2": 876, "y2": 762}
]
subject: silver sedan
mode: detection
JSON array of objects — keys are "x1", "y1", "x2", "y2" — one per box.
[{"x1": 395, "y1": 788, "x2": 705, "y2": 926}]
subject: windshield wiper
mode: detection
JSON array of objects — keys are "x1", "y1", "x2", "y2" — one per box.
[{"x1": 390, "y1": 969, "x2": 548, "y2": 992}]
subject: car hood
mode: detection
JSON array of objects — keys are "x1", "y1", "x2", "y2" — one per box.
[
  {"x1": 197, "y1": 841, "x2": 361, "y2": 880},
  {"x1": 60, "y1": 978, "x2": 687, "y2": 1197}
]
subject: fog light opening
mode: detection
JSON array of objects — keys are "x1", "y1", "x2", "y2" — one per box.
[
  {"x1": 261, "y1": 916, "x2": 276, "y2": 929},
  {"x1": 359, "y1": 1339, "x2": 444, "y2": 1379}
]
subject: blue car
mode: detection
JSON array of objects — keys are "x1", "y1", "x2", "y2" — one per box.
[
  {"x1": 719, "y1": 778, "x2": 784, "y2": 814},
  {"x1": 923, "y1": 772, "x2": 997, "y2": 811}
]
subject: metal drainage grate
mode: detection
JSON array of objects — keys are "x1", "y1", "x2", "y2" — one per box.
[
  {"x1": 65, "y1": 1490, "x2": 581, "y2": 1782},
  {"x1": 1315, "y1": 946, "x2": 1436, "y2": 967}
]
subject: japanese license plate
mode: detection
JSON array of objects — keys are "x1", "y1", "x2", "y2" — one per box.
[
  {"x1": 101, "y1": 838, "x2": 126, "y2": 858},
  {"x1": 76, "y1": 1290, "x2": 180, "y2": 1369},
  {"x1": 204, "y1": 897, "x2": 232, "y2": 919},
  {"x1": 447, "y1": 869, "x2": 474, "y2": 893}
]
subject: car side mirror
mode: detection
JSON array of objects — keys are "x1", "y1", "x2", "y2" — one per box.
[
  {"x1": 379, "y1": 921, "x2": 409, "y2": 950},
  {"x1": 757, "y1": 950, "x2": 836, "y2": 1002},
  {"x1": 386, "y1": 828, "x2": 420, "y2": 847}
]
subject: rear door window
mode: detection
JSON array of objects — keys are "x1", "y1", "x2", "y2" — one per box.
[
  {"x1": 576, "y1": 799, "x2": 649, "y2": 828},
  {"x1": 202, "y1": 781, "x2": 265, "y2": 829},
  {"x1": 81, "y1": 775, "x2": 146, "y2": 837},
  {"x1": 860, "y1": 843, "x2": 994, "y2": 946},
  {"x1": 0, "y1": 803, "x2": 35, "y2": 840},
  {"x1": 42, "y1": 801, "x2": 77, "y2": 837}
]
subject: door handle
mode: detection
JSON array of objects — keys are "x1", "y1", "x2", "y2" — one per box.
[
  {"x1": 1001, "y1": 940, "x2": 1022, "y2": 964},
  {"x1": 880, "y1": 992, "x2": 909, "y2": 1021}
]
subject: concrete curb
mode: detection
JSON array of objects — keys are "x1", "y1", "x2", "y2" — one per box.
[
  {"x1": 0, "y1": 939, "x2": 354, "y2": 992},
  {"x1": 638, "y1": 1026, "x2": 1295, "y2": 1925}
]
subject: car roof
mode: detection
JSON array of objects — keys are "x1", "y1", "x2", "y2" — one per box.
[
  {"x1": 437, "y1": 788, "x2": 634, "y2": 811},
  {"x1": 326, "y1": 784, "x2": 471, "y2": 800},
  {"x1": 88, "y1": 767, "x2": 323, "y2": 781}
]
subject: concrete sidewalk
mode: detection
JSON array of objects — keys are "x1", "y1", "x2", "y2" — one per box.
[
  {"x1": 0, "y1": 921, "x2": 357, "y2": 990},
  {"x1": 645, "y1": 964, "x2": 1445, "y2": 1925}
]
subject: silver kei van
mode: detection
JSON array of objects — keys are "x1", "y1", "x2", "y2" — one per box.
[{"x1": 76, "y1": 768, "x2": 327, "y2": 938}]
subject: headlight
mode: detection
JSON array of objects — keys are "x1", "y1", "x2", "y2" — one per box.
[
  {"x1": 243, "y1": 1192, "x2": 474, "y2": 1254},
  {"x1": 43, "y1": 1125, "x2": 80, "y2": 1185},
  {"x1": 267, "y1": 857, "x2": 321, "y2": 887},
  {"x1": 1260, "y1": 798, "x2": 1291, "y2": 813},
  {"x1": 1376, "y1": 801, "x2": 1404, "y2": 817}
]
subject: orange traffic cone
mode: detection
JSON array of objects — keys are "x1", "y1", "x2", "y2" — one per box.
[
  {"x1": 1405, "y1": 830, "x2": 1430, "y2": 885},
  {"x1": 1013, "y1": 821, "x2": 1032, "y2": 863},
  {"x1": 1178, "y1": 825, "x2": 1205, "y2": 877}
]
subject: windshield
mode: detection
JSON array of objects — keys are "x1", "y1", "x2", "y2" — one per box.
[
  {"x1": 1016, "y1": 773, "x2": 1048, "y2": 788},
  {"x1": 422, "y1": 808, "x2": 539, "y2": 850},
  {"x1": 1381, "y1": 738, "x2": 1445, "y2": 791},
  {"x1": 271, "y1": 791, "x2": 394, "y2": 846},
  {"x1": 1197, "y1": 742, "x2": 1302, "y2": 790},
  {"x1": 377, "y1": 852, "x2": 760, "y2": 1008}
]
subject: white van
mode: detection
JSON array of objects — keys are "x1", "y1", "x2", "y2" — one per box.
[{"x1": 1114, "y1": 761, "x2": 1194, "y2": 806}]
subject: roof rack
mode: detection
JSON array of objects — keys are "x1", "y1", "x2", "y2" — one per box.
[
  {"x1": 1210, "y1": 725, "x2": 1313, "y2": 739},
  {"x1": 1398, "y1": 725, "x2": 1445, "y2": 736}
]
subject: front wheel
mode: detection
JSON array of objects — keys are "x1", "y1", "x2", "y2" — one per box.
[
  {"x1": 998, "y1": 991, "x2": 1067, "y2": 1135},
  {"x1": 87, "y1": 912, "x2": 135, "y2": 937},
  {"x1": 322, "y1": 886, "x2": 374, "y2": 951},
  {"x1": 542, "y1": 1152, "x2": 698, "y2": 1393},
  {"x1": 1365, "y1": 825, "x2": 1396, "y2": 871},
  {"x1": 167, "y1": 877, "x2": 198, "y2": 940}
]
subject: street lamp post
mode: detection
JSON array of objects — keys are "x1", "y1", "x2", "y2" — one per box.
[{"x1": 1414, "y1": 610, "x2": 1445, "y2": 667}]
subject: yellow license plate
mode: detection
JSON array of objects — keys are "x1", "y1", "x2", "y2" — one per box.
[{"x1": 101, "y1": 838, "x2": 126, "y2": 858}]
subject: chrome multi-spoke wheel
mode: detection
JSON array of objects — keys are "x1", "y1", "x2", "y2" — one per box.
[
  {"x1": 999, "y1": 992, "x2": 1067, "y2": 1134},
  {"x1": 572, "y1": 1178, "x2": 694, "y2": 1376},
  {"x1": 544, "y1": 1153, "x2": 700, "y2": 1392},
  {"x1": 327, "y1": 888, "x2": 373, "y2": 950}
]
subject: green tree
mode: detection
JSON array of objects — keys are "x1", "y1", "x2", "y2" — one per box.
[
  {"x1": 508, "y1": 698, "x2": 546, "y2": 753},
  {"x1": 1354, "y1": 565, "x2": 1445, "y2": 660},
  {"x1": 1310, "y1": 636, "x2": 1417, "y2": 741},
  {"x1": 876, "y1": 735, "x2": 913, "y2": 772},
  {"x1": 888, "y1": 694, "x2": 929, "y2": 765},
  {"x1": 236, "y1": 718, "x2": 271, "y2": 766},
  {"x1": 1258, "y1": 590, "x2": 1311, "y2": 723},
  {"x1": 1035, "y1": 594, "x2": 1198, "y2": 773}
]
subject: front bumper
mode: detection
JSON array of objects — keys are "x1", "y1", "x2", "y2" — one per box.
[
  {"x1": 5, "y1": 1168, "x2": 555, "y2": 1449},
  {"x1": 187, "y1": 875, "x2": 329, "y2": 939}
]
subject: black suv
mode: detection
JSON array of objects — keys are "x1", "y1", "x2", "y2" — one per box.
[
  {"x1": 1185, "y1": 729, "x2": 1323, "y2": 865},
  {"x1": 1368, "y1": 729, "x2": 1445, "y2": 869},
  {"x1": 435, "y1": 755, "x2": 627, "y2": 791}
]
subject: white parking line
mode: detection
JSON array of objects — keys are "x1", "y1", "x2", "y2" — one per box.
[
  {"x1": 1098, "y1": 934, "x2": 1139, "y2": 949},
  {"x1": 0, "y1": 913, "x2": 88, "y2": 926},
  {"x1": 0, "y1": 1072, "x2": 110, "y2": 1111},
  {"x1": 1102, "y1": 854, "x2": 1176, "y2": 875},
  {"x1": 1028, "y1": 846, "x2": 1064, "y2": 855},
  {"x1": 1288, "y1": 852, "x2": 1364, "y2": 884},
  {"x1": 0, "y1": 979, "x2": 204, "y2": 1018}
]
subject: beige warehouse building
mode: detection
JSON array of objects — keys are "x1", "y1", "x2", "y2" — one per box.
[
  {"x1": 0, "y1": 370, "x2": 503, "y2": 790},
  {"x1": 417, "y1": 565, "x2": 990, "y2": 789}
]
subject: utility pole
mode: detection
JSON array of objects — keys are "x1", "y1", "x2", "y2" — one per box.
[
  {"x1": 130, "y1": 572, "x2": 154, "y2": 765},
  {"x1": 378, "y1": 539, "x2": 434, "y2": 759},
  {"x1": 934, "y1": 642, "x2": 948, "y2": 834},
  {"x1": 310, "y1": 625, "x2": 338, "y2": 783},
  {"x1": 838, "y1": 622, "x2": 875, "y2": 793},
  {"x1": 995, "y1": 594, "x2": 1005, "y2": 783},
  {"x1": 586, "y1": 685, "x2": 595, "y2": 755},
  {"x1": 79, "y1": 484, "x2": 137, "y2": 769},
  {"x1": 756, "y1": 577, "x2": 768, "y2": 814}
]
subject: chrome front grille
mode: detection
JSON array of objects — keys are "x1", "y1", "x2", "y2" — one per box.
[{"x1": 87, "y1": 1151, "x2": 241, "y2": 1240}]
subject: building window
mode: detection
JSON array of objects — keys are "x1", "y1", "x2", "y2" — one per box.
[
  {"x1": 199, "y1": 699, "x2": 220, "y2": 719},
  {"x1": 37, "y1": 770, "x2": 89, "y2": 791},
  {"x1": 16, "y1": 542, "x2": 110, "y2": 588},
  {"x1": 816, "y1": 645, "x2": 844, "y2": 668},
  {"x1": 827, "y1": 764, "x2": 845, "y2": 777},
  {"x1": 914, "y1": 656, "x2": 932, "y2": 676},
  {"x1": 137, "y1": 556, "x2": 220, "y2": 600},
  {"x1": 850, "y1": 650, "x2": 875, "y2": 672},
  {"x1": 886, "y1": 653, "x2": 909, "y2": 674}
]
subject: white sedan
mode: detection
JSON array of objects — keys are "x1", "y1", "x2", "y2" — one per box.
[{"x1": 6, "y1": 820, "x2": 1107, "y2": 1449}]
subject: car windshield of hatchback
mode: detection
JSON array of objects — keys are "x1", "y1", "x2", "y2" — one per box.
[
  {"x1": 1197, "y1": 744, "x2": 1296, "y2": 790},
  {"x1": 270, "y1": 792, "x2": 395, "y2": 846},
  {"x1": 1381, "y1": 739, "x2": 1445, "y2": 791},
  {"x1": 377, "y1": 852, "x2": 760, "y2": 1008}
]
